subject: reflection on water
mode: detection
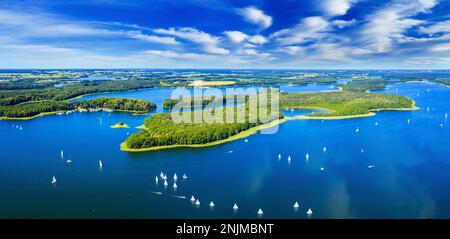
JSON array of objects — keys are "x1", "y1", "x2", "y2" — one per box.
[{"x1": 0, "y1": 82, "x2": 450, "y2": 218}]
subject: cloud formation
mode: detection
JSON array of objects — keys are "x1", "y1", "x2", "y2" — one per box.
[{"x1": 237, "y1": 7, "x2": 273, "y2": 29}]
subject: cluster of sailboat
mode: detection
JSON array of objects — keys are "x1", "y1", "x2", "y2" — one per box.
[
  {"x1": 52, "y1": 150, "x2": 104, "y2": 184},
  {"x1": 154, "y1": 169, "x2": 314, "y2": 217}
]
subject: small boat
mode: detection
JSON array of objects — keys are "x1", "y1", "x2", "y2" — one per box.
[
  {"x1": 257, "y1": 208, "x2": 264, "y2": 215},
  {"x1": 445, "y1": 113, "x2": 448, "y2": 120},
  {"x1": 233, "y1": 203, "x2": 239, "y2": 210},
  {"x1": 191, "y1": 196, "x2": 196, "y2": 202},
  {"x1": 160, "y1": 172, "x2": 164, "y2": 179},
  {"x1": 244, "y1": 139, "x2": 248, "y2": 143},
  {"x1": 155, "y1": 176, "x2": 159, "y2": 183},
  {"x1": 440, "y1": 124, "x2": 444, "y2": 128},
  {"x1": 427, "y1": 88, "x2": 431, "y2": 92},
  {"x1": 288, "y1": 156, "x2": 292, "y2": 163},
  {"x1": 173, "y1": 182, "x2": 177, "y2": 189},
  {"x1": 407, "y1": 119, "x2": 411, "y2": 124},
  {"x1": 173, "y1": 195, "x2": 186, "y2": 199},
  {"x1": 51, "y1": 176, "x2": 57, "y2": 184},
  {"x1": 293, "y1": 202, "x2": 299, "y2": 209},
  {"x1": 151, "y1": 191, "x2": 162, "y2": 195},
  {"x1": 163, "y1": 174, "x2": 167, "y2": 180},
  {"x1": 19, "y1": 126, "x2": 23, "y2": 130},
  {"x1": 195, "y1": 199, "x2": 200, "y2": 206},
  {"x1": 99, "y1": 160, "x2": 103, "y2": 169},
  {"x1": 66, "y1": 160, "x2": 72, "y2": 164},
  {"x1": 227, "y1": 150, "x2": 234, "y2": 154},
  {"x1": 368, "y1": 165, "x2": 375, "y2": 169},
  {"x1": 355, "y1": 127, "x2": 360, "y2": 133},
  {"x1": 290, "y1": 108, "x2": 294, "y2": 112},
  {"x1": 306, "y1": 208, "x2": 313, "y2": 215},
  {"x1": 375, "y1": 122, "x2": 379, "y2": 126},
  {"x1": 278, "y1": 154, "x2": 281, "y2": 160},
  {"x1": 320, "y1": 167, "x2": 325, "y2": 171},
  {"x1": 183, "y1": 174, "x2": 188, "y2": 180},
  {"x1": 427, "y1": 107, "x2": 430, "y2": 112},
  {"x1": 305, "y1": 153, "x2": 310, "y2": 161},
  {"x1": 323, "y1": 146, "x2": 327, "y2": 152},
  {"x1": 417, "y1": 93, "x2": 420, "y2": 97},
  {"x1": 60, "y1": 150, "x2": 64, "y2": 159},
  {"x1": 163, "y1": 180, "x2": 168, "y2": 187},
  {"x1": 173, "y1": 173, "x2": 178, "y2": 181},
  {"x1": 209, "y1": 201, "x2": 215, "y2": 207},
  {"x1": 361, "y1": 148, "x2": 364, "y2": 153}
]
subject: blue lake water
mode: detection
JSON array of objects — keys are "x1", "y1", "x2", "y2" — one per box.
[{"x1": 1, "y1": 82, "x2": 449, "y2": 218}]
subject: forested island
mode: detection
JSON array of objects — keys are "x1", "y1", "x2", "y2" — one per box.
[
  {"x1": 0, "y1": 97, "x2": 156, "y2": 119},
  {"x1": 122, "y1": 91, "x2": 417, "y2": 152}
]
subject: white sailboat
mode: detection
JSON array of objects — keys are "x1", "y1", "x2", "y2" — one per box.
[
  {"x1": 163, "y1": 174, "x2": 167, "y2": 180},
  {"x1": 195, "y1": 199, "x2": 200, "y2": 206},
  {"x1": 60, "y1": 150, "x2": 64, "y2": 159},
  {"x1": 368, "y1": 165, "x2": 375, "y2": 169},
  {"x1": 51, "y1": 176, "x2": 57, "y2": 184},
  {"x1": 355, "y1": 127, "x2": 360, "y2": 133},
  {"x1": 305, "y1": 153, "x2": 310, "y2": 161},
  {"x1": 233, "y1": 203, "x2": 239, "y2": 210},
  {"x1": 427, "y1": 107, "x2": 430, "y2": 112},
  {"x1": 445, "y1": 113, "x2": 448, "y2": 120},
  {"x1": 173, "y1": 173, "x2": 178, "y2": 181},
  {"x1": 323, "y1": 146, "x2": 327, "y2": 152},
  {"x1": 306, "y1": 208, "x2": 313, "y2": 215},
  {"x1": 288, "y1": 156, "x2": 292, "y2": 163},
  {"x1": 99, "y1": 160, "x2": 103, "y2": 169},
  {"x1": 320, "y1": 167, "x2": 325, "y2": 171},
  {"x1": 209, "y1": 201, "x2": 215, "y2": 207},
  {"x1": 407, "y1": 119, "x2": 411, "y2": 124},
  {"x1": 66, "y1": 160, "x2": 72, "y2": 164},
  {"x1": 155, "y1": 176, "x2": 159, "y2": 184},
  {"x1": 440, "y1": 123, "x2": 444, "y2": 128},
  {"x1": 191, "y1": 196, "x2": 196, "y2": 202},
  {"x1": 244, "y1": 139, "x2": 248, "y2": 143},
  {"x1": 173, "y1": 182, "x2": 178, "y2": 189},
  {"x1": 257, "y1": 208, "x2": 264, "y2": 215},
  {"x1": 361, "y1": 148, "x2": 364, "y2": 153},
  {"x1": 183, "y1": 174, "x2": 188, "y2": 180},
  {"x1": 293, "y1": 202, "x2": 299, "y2": 209},
  {"x1": 163, "y1": 180, "x2": 168, "y2": 187},
  {"x1": 160, "y1": 172, "x2": 165, "y2": 179},
  {"x1": 278, "y1": 154, "x2": 281, "y2": 160},
  {"x1": 375, "y1": 122, "x2": 379, "y2": 126}
]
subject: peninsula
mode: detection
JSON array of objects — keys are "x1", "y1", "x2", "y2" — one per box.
[{"x1": 122, "y1": 91, "x2": 417, "y2": 152}]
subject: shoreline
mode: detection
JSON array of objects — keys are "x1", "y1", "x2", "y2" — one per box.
[
  {"x1": 0, "y1": 111, "x2": 66, "y2": 121},
  {"x1": 121, "y1": 101, "x2": 418, "y2": 152},
  {"x1": 120, "y1": 118, "x2": 290, "y2": 152}
]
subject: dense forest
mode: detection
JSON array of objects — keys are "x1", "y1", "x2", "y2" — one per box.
[
  {"x1": 124, "y1": 104, "x2": 282, "y2": 149},
  {"x1": 73, "y1": 97, "x2": 156, "y2": 112},
  {"x1": 0, "y1": 97, "x2": 156, "y2": 118},
  {"x1": 124, "y1": 91, "x2": 414, "y2": 149},
  {"x1": 0, "y1": 79, "x2": 162, "y2": 106}
]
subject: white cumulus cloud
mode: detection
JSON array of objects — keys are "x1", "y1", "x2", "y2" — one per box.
[
  {"x1": 237, "y1": 7, "x2": 272, "y2": 29},
  {"x1": 223, "y1": 31, "x2": 249, "y2": 44},
  {"x1": 319, "y1": 0, "x2": 359, "y2": 17},
  {"x1": 153, "y1": 27, "x2": 230, "y2": 55}
]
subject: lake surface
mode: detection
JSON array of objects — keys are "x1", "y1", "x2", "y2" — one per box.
[{"x1": 1, "y1": 82, "x2": 450, "y2": 218}]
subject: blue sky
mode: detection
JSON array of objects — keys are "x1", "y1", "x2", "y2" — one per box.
[{"x1": 0, "y1": 0, "x2": 450, "y2": 69}]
